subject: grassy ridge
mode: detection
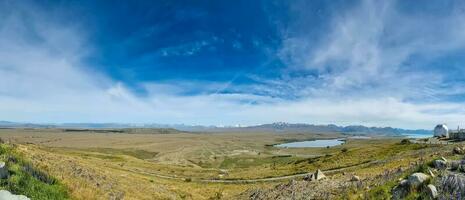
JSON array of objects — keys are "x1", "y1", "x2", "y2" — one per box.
[{"x1": 0, "y1": 144, "x2": 69, "y2": 200}]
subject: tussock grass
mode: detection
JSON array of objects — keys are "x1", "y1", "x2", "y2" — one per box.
[{"x1": 0, "y1": 144, "x2": 69, "y2": 200}]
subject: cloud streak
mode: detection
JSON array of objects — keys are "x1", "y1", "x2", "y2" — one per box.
[{"x1": 1, "y1": 0, "x2": 465, "y2": 129}]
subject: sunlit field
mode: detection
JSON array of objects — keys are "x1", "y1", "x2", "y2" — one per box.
[{"x1": 0, "y1": 128, "x2": 449, "y2": 199}]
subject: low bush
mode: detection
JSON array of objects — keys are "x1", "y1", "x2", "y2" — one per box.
[{"x1": 400, "y1": 139, "x2": 412, "y2": 145}]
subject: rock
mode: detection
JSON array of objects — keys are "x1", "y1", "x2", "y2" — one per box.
[
  {"x1": 440, "y1": 173, "x2": 465, "y2": 195},
  {"x1": 441, "y1": 157, "x2": 448, "y2": 162},
  {"x1": 303, "y1": 173, "x2": 314, "y2": 181},
  {"x1": 314, "y1": 169, "x2": 326, "y2": 180},
  {"x1": 399, "y1": 179, "x2": 409, "y2": 187},
  {"x1": 0, "y1": 190, "x2": 30, "y2": 200},
  {"x1": 350, "y1": 175, "x2": 360, "y2": 182},
  {"x1": 392, "y1": 185, "x2": 409, "y2": 200},
  {"x1": 433, "y1": 160, "x2": 447, "y2": 170},
  {"x1": 450, "y1": 160, "x2": 461, "y2": 170},
  {"x1": 0, "y1": 162, "x2": 8, "y2": 179},
  {"x1": 426, "y1": 184, "x2": 438, "y2": 199},
  {"x1": 408, "y1": 173, "x2": 430, "y2": 187},
  {"x1": 454, "y1": 147, "x2": 464, "y2": 154},
  {"x1": 459, "y1": 164, "x2": 465, "y2": 172}
]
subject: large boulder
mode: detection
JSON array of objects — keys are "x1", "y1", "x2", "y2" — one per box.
[
  {"x1": 0, "y1": 162, "x2": 8, "y2": 179},
  {"x1": 408, "y1": 173, "x2": 430, "y2": 187},
  {"x1": 350, "y1": 175, "x2": 361, "y2": 182},
  {"x1": 439, "y1": 173, "x2": 465, "y2": 196},
  {"x1": 426, "y1": 184, "x2": 438, "y2": 199},
  {"x1": 433, "y1": 160, "x2": 447, "y2": 170},
  {"x1": 0, "y1": 190, "x2": 30, "y2": 200},
  {"x1": 314, "y1": 169, "x2": 326, "y2": 180}
]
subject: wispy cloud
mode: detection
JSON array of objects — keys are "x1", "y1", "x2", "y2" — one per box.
[
  {"x1": 1, "y1": 0, "x2": 465, "y2": 129},
  {"x1": 279, "y1": 0, "x2": 465, "y2": 99}
]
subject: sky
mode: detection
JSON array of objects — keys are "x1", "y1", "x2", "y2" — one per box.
[{"x1": 1, "y1": 0, "x2": 465, "y2": 129}]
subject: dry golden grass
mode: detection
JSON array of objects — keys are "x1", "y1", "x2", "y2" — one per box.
[{"x1": 0, "y1": 129, "x2": 450, "y2": 199}]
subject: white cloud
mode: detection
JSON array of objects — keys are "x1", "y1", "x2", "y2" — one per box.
[
  {"x1": 2, "y1": 0, "x2": 465, "y2": 129},
  {"x1": 279, "y1": 0, "x2": 465, "y2": 99}
]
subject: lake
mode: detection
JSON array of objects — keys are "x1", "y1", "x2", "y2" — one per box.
[
  {"x1": 402, "y1": 133, "x2": 432, "y2": 138},
  {"x1": 275, "y1": 138, "x2": 345, "y2": 148}
]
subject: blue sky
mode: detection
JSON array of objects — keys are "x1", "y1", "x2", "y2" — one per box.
[{"x1": 1, "y1": 0, "x2": 465, "y2": 129}]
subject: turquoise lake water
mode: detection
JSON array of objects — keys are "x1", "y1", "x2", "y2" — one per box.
[{"x1": 275, "y1": 139, "x2": 345, "y2": 148}]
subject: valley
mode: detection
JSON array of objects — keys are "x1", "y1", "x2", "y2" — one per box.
[{"x1": 0, "y1": 128, "x2": 448, "y2": 199}]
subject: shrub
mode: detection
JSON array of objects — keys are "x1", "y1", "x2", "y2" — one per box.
[
  {"x1": 416, "y1": 163, "x2": 429, "y2": 174},
  {"x1": 400, "y1": 139, "x2": 412, "y2": 145}
]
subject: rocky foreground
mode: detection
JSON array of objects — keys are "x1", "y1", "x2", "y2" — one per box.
[{"x1": 392, "y1": 146, "x2": 465, "y2": 199}]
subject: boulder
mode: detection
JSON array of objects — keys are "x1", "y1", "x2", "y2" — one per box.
[
  {"x1": 399, "y1": 179, "x2": 409, "y2": 187},
  {"x1": 0, "y1": 162, "x2": 8, "y2": 179},
  {"x1": 426, "y1": 184, "x2": 438, "y2": 199},
  {"x1": 0, "y1": 190, "x2": 30, "y2": 200},
  {"x1": 392, "y1": 185, "x2": 409, "y2": 200},
  {"x1": 459, "y1": 164, "x2": 465, "y2": 172},
  {"x1": 303, "y1": 173, "x2": 314, "y2": 181},
  {"x1": 350, "y1": 175, "x2": 361, "y2": 182},
  {"x1": 314, "y1": 169, "x2": 326, "y2": 180},
  {"x1": 454, "y1": 146, "x2": 464, "y2": 154},
  {"x1": 450, "y1": 160, "x2": 461, "y2": 170},
  {"x1": 408, "y1": 173, "x2": 430, "y2": 187},
  {"x1": 440, "y1": 174, "x2": 465, "y2": 195},
  {"x1": 433, "y1": 160, "x2": 447, "y2": 170}
]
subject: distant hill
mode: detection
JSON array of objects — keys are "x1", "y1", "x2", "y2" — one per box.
[
  {"x1": 0, "y1": 121, "x2": 430, "y2": 136},
  {"x1": 171, "y1": 122, "x2": 431, "y2": 136},
  {"x1": 0, "y1": 121, "x2": 53, "y2": 128}
]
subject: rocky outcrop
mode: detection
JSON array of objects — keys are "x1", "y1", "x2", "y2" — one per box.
[
  {"x1": 393, "y1": 172, "x2": 431, "y2": 199},
  {"x1": 449, "y1": 160, "x2": 462, "y2": 170},
  {"x1": 438, "y1": 173, "x2": 465, "y2": 197},
  {"x1": 433, "y1": 160, "x2": 447, "y2": 170},
  {"x1": 426, "y1": 184, "x2": 438, "y2": 199},
  {"x1": 303, "y1": 173, "x2": 314, "y2": 181},
  {"x1": 392, "y1": 181, "x2": 409, "y2": 200},
  {"x1": 453, "y1": 146, "x2": 464, "y2": 155},
  {"x1": 0, "y1": 162, "x2": 8, "y2": 179},
  {"x1": 0, "y1": 190, "x2": 30, "y2": 200},
  {"x1": 304, "y1": 169, "x2": 326, "y2": 181},
  {"x1": 399, "y1": 179, "x2": 408, "y2": 186},
  {"x1": 408, "y1": 173, "x2": 430, "y2": 187}
]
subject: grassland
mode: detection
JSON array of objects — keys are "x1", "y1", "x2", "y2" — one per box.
[
  {"x1": 0, "y1": 128, "x2": 450, "y2": 199},
  {"x1": 0, "y1": 143, "x2": 69, "y2": 199}
]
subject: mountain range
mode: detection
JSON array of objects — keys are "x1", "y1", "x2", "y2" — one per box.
[{"x1": 0, "y1": 121, "x2": 431, "y2": 136}]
